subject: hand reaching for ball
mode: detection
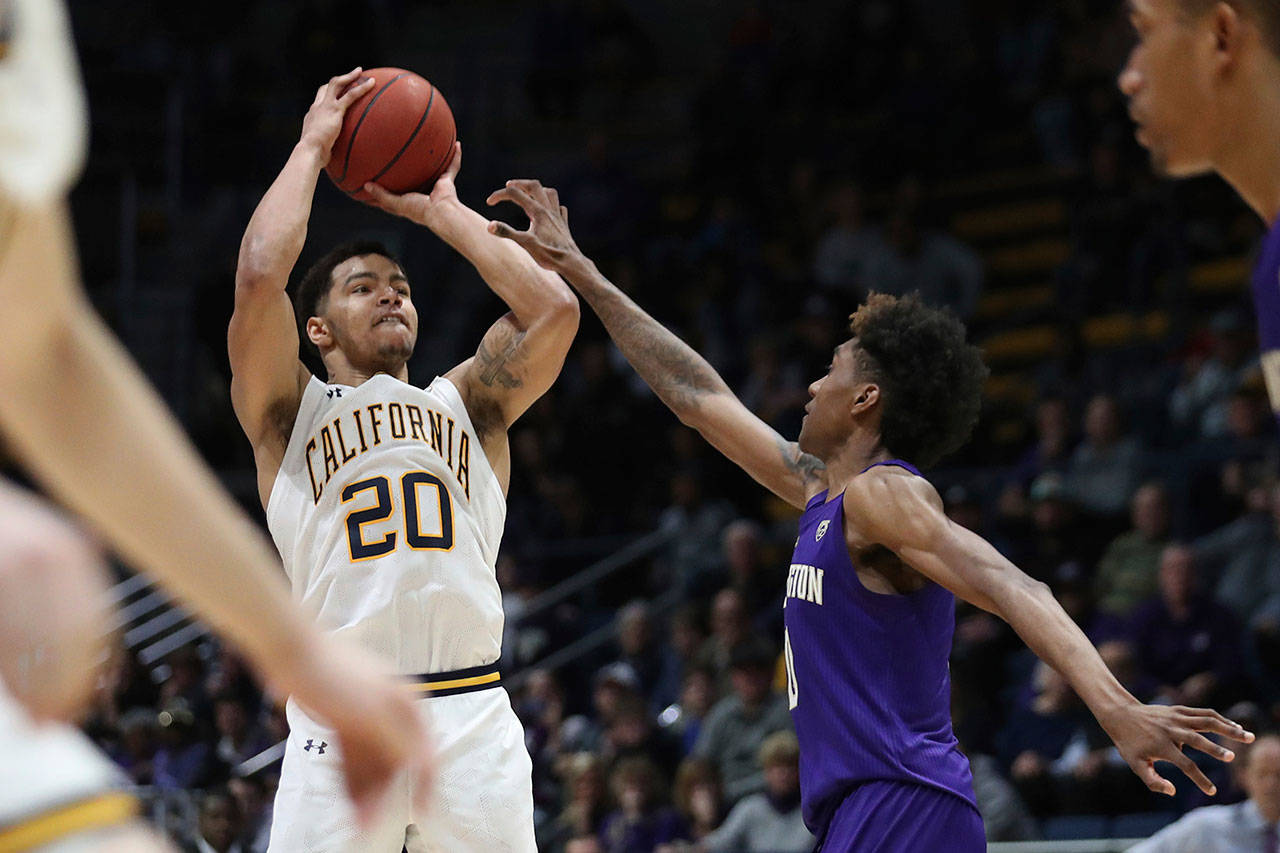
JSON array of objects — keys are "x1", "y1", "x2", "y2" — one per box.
[
  {"x1": 361, "y1": 140, "x2": 463, "y2": 225},
  {"x1": 300, "y1": 68, "x2": 376, "y2": 167},
  {"x1": 485, "y1": 180, "x2": 586, "y2": 276}
]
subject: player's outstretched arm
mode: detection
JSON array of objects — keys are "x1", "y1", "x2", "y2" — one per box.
[
  {"x1": 844, "y1": 468, "x2": 1254, "y2": 798},
  {"x1": 364, "y1": 154, "x2": 580, "y2": 433},
  {"x1": 0, "y1": 202, "x2": 431, "y2": 824},
  {"x1": 484, "y1": 180, "x2": 825, "y2": 509},
  {"x1": 230, "y1": 68, "x2": 376, "y2": 506}
]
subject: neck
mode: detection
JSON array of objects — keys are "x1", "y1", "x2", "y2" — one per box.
[
  {"x1": 323, "y1": 358, "x2": 410, "y2": 387},
  {"x1": 1215, "y1": 65, "x2": 1280, "y2": 224},
  {"x1": 821, "y1": 429, "x2": 894, "y2": 492}
]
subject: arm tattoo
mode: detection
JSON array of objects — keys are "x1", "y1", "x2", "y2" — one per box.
[
  {"x1": 586, "y1": 287, "x2": 728, "y2": 411},
  {"x1": 476, "y1": 331, "x2": 526, "y2": 390},
  {"x1": 776, "y1": 435, "x2": 826, "y2": 482}
]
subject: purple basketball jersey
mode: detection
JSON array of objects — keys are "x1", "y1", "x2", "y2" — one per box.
[
  {"x1": 1254, "y1": 217, "x2": 1280, "y2": 423},
  {"x1": 783, "y1": 460, "x2": 977, "y2": 837}
]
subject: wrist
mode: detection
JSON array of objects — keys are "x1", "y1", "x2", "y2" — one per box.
[{"x1": 293, "y1": 139, "x2": 330, "y2": 171}]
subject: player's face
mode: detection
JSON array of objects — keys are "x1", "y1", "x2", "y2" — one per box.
[
  {"x1": 1118, "y1": 0, "x2": 1223, "y2": 177},
  {"x1": 799, "y1": 339, "x2": 863, "y2": 458},
  {"x1": 320, "y1": 254, "x2": 419, "y2": 371}
]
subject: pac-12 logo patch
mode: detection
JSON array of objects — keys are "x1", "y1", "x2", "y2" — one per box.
[{"x1": 815, "y1": 520, "x2": 829, "y2": 541}]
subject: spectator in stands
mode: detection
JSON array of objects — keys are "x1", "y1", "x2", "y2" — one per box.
[
  {"x1": 227, "y1": 774, "x2": 270, "y2": 853},
  {"x1": 861, "y1": 177, "x2": 985, "y2": 319},
  {"x1": 659, "y1": 471, "x2": 735, "y2": 596},
  {"x1": 1195, "y1": 481, "x2": 1280, "y2": 625},
  {"x1": 1128, "y1": 733, "x2": 1280, "y2": 852},
  {"x1": 153, "y1": 697, "x2": 221, "y2": 791},
  {"x1": 695, "y1": 589, "x2": 752, "y2": 691},
  {"x1": 693, "y1": 638, "x2": 791, "y2": 804},
  {"x1": 999, "y1": 661, "x2": 1102, "y2": 816},
  {"x1": 812, "y1": 182, "x2": 885, "y2": 301},
  {"x1": 612, "y1": 600, "x2": 664, "y2": 703},
  {"x1": 697, "y1": 731, "x2": 812, "y2": 853},
  {"x1": 1016, "y1": 473, "x2": 1102, "y2": 583},
  {"x1": 1170, "y1": 309, "x2": 1258, "y2": 439},
  {"x1": 669, "y1": 759, "x2": 724, "y2": 844},
  {"x1": 1012, "y1": 396, "x2": 1076, "y2": 490},
  {"x1": 653, "y1": 604, "x2": 708, "y2": 713},
  {"x1": 598, "y1": 756, "x2": 687, "y2": 853},
  {"x1": 657, "y1": 665, "x2": 716, "y2": 756},
  {"x1": 716, "y1": 519, "x2": 782, "y2": 635},
  {"x1": 158, "y1": 646, "x2": 211, "y2": 719},
  {"x1": 542, "y1": 753, "x2": 612, "y2": 853},
  {"x1": 601, "y1": 696, "x2": 683, "y2": 779},
  {"x1": 107, "y1": 706, "x2": 158, "y2": 785},
  {"x1": 966, "y1": 750, "x2": 1039, "y2": 842},
  {"x1": 1066, "y1": 394, "x2": 1142, "y2": 519},
  {"x1": 180, "y1": 788, "x2": 244, "y2": 853},
  {"x1": 1129, "y1": 545, "x2": 1245, "y2": 709},
  {"x1": 1094, "y1": 482, "x2": 1171, "y2": 620},
  {"x1": 213, "y1": 693, "x2": 268, "y2": 769}
]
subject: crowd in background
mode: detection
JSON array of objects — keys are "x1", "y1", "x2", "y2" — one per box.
[{"x1": 19, "y1": 0, "x2": 1280, "y2": 850}]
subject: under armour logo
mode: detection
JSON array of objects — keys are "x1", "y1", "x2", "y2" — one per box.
[
  {"x1": 815, "y1": 520, "x2": 829, "y2": 541},
  {"x1": 326, "y1": 387, "x2": 343, "y2": 398},
  {"x1": 303, "y1": 739, "x2": 328, "y2": 754}
]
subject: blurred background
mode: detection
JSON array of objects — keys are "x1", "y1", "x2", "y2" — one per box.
[{"x1": 9, "y1": 0, "x2": 1280, "y2": 850}]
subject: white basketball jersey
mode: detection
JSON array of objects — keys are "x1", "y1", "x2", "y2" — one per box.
[{"x1": 266, "y1": 373, "x2": 505, "y2": 674}]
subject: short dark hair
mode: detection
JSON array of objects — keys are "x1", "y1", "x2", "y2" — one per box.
[
  {"x1": 850, "y1": 293, "x2": 988, "y2": 469},
  {"x1": 1178, "y1": 0, "x2": 1280, "y2": 57},
  {"x1": 293, "y1": 240, "x2": 402, "y2": 354}
]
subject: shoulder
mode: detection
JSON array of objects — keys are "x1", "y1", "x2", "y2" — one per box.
[{"x1": 843, "y1": 466, "x2": 943, "y2": 541}]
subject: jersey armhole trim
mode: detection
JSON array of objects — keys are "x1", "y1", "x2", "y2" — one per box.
[{"x1": 266, "y1": 375, "x2": 328, "y2": 515}]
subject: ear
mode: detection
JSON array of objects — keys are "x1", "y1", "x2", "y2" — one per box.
[
  {"x1": 305, "y1": 315, "x2": 332, "y2": 351},
  {"x1": 1211, "y1": 1, "x2": 1244, "y2": 66},
  {"x1": 850, "y1": 383, "x2": 880, "y2": 416}
]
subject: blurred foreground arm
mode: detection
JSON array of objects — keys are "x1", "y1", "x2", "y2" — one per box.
[{"x1": 0, "y1": 202, "x2": 430, "y2": 822}]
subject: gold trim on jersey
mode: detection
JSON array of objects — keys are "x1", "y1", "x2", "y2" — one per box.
[
  {"x1": 408, "y1": 665, "x2": 502, "y2": 697},
  {"x1": 0, "y1": 792, "x2": 138, "y2": 853}
]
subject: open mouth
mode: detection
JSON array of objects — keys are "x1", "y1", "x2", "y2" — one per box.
[{"x1": 375, "y1": 316, "x2": 407, "y2": 328}]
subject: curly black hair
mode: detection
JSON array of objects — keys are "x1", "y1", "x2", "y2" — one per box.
[
  {"x1": 293, "y1": 240, "x2": 402, "y2": 355},
  {"x1": 849, "y1": 293, "x2": 988, "y2": 469}
]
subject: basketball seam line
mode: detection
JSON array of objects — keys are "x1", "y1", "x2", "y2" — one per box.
[
  {"x1": 368, "y1": 85, "x2": 435, "y2": 187},
  {"x1": 335, "y1": 72, "x2": 408, "y2": 187}
]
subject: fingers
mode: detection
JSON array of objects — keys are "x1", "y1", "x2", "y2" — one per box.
[
  {"x1": 330, "y1": 67, "x2": 364, "y2": 91},
  {"x1": 1133, "y1": 760, "x2": 1176, "y2": 797},
  {"x1": 488, "y1": 220, "x2": 534, "y2": 249},
  {"x1": 1170, "y1": 751, "x2": 1216, "y2": 796},
  {"x1": 560, "y1": 205, "x2": 569, "y2": 225},
  {"x1": 498, "y1": 180, "x2": 539, "y2": 212},
  {"x1": 442, "y1": 141, "x2": 462, "y2": 181},
  {"x1": 1182, "y1": 730, "x2": 1235, "y2": 763},
  {"x1": 546, "y1": 187, "x2": 559, "y2": 209},
  {"x1": 1179, "y1": 707, "x2": 1255, "y2": 743},
  {"x1": 362, "y1": 182, "x2": 405, "y2": 215},
  {"x1": 338, "y1": 75, "x2": 377, "y2": 107}
]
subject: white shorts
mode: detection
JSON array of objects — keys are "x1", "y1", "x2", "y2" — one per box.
[
  {"x1": 0, "y1": 681, "x2": 137, "y2": 851},
  {"x1": 268, "y1": 683, "x2": 535, "y2": 853}
]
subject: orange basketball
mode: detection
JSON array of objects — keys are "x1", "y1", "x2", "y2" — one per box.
[{"x1": 326, "y1": 68, "x2": 456, "y2": 201}]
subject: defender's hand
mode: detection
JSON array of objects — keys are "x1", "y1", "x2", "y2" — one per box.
[
  {"x1": 485, "y1": 179, "x2": 584, "y2": 274},
  {"x1": 362, "y1": 140, "x2": 463, "y2": 225},
  {"x1": 300, "y1": 68, "x2": 376, "y2": 167},
  {"x1": 280, "y1": 634, "x2": 434, "y2": 827},
  {"x1": 1100, "y1": 701, "x2": 1253, "y2": 796}
]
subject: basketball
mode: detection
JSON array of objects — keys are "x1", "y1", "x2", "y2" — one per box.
[{"x1": 325, "y1": 67, "x2": 456, "y2": 201}]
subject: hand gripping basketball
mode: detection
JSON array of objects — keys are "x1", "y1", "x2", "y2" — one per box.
[{"x1": 300, "y1": 68, "x2": 377, "y2": 168}]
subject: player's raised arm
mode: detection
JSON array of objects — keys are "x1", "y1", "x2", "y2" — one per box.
[
  {"x1": 845, "y1": 466, "x2": 1254, "y2": 798},
  {"x1": 484, "y1": 180, "x2": 825, "y2": 509},
  {"x1": 230, "y1": 68, "x2": 376, "y2": 503},
  {"x1": 364, "y1": 158, "x2": 580, "y2": 436}
]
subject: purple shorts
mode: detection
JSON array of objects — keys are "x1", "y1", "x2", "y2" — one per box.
[{"x1": 817, "y1": 780, "x2": 985, "y2": 852}]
